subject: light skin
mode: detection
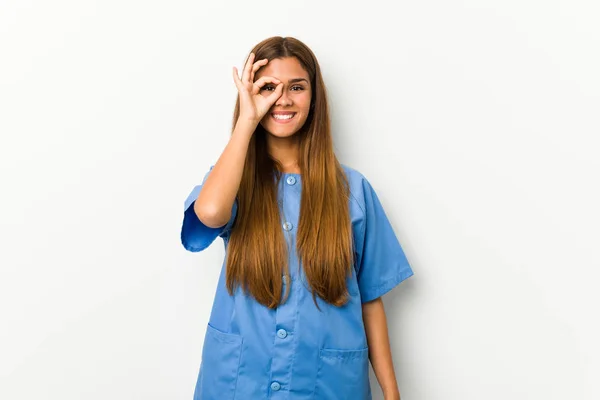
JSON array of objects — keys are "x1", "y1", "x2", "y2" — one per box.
[
  {"x1": 196, "y1": 53, "x2": 402, "y2": 398},
  {"x1": 254, "y1": 56, "x2": 312, "y2": 173},
  {"x1": 363, "y1": 297, "x2": 403, "y2": 400}
]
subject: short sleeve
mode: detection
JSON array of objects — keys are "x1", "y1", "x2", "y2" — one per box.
[
  {"x1": 180, "y1": 165, "x2": 238, "y2": 252},
  {"x1": 355, "y1": 177, "x2": 414, "y2": 303}
]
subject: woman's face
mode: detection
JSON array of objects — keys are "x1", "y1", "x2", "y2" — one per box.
[{"x1": 255, "y1": 57, "x2": 312, "y2": 137}]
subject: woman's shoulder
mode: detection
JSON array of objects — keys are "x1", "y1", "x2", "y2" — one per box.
[
  {"x1": 340, "y1": 163, "x2": 373, "y2": 215},
  {"x1": 340, "y1": 163, "x2": 367, "y2": 182}
]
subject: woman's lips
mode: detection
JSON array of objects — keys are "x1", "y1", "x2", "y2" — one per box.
[{"x1": 271, "y1": 112, "x2": 296, "y2": 124}]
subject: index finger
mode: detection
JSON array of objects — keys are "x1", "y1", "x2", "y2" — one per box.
[{"x1": 242, "y1": 53, "x2": 256, "y2": 83}]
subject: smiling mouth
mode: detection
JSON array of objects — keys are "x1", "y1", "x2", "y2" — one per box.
[{"x1": 271, "y1": 112, "x2": 296, "y2": 123}]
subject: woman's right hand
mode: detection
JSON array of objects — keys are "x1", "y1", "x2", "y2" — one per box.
[{"x1": 232, "y1": 52, "x2": 283, "y2": 125}]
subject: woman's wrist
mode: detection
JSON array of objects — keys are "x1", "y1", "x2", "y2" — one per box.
[
  {"x1": 383, "y1": 388, "x2": 401, "y2": 400},
  {"x1": 233, "y1": 118, "x2": 258, "y2": 138}
]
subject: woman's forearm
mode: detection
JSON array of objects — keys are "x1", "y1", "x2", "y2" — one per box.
[
  {"x1": 362, "y1": 297, "x2": 401, "y2": 400},
  {"x1": 193, "y1": 119, "x2": 255, "y2": 228}
]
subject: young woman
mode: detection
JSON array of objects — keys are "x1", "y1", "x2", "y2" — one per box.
[{"x1": 181, "y1": 36, "x2": 414, "y2": 400}]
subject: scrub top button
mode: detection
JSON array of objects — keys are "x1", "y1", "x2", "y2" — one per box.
[
  {"x1": 286, "y1": 176, "x2": 296, "y2": 185},
  {"x1": 271, "y1": 381, "x2": 281, "y2": 391},
  {"x1": 277, "y1": 328, "x2": 288, "y2": 339},
  {"x1": 283, "y1": 222, "x2": 293, "y2": 231}
]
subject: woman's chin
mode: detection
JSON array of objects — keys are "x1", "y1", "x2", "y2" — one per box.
[
  {"x1": 262, "y1": 123, "x2": 301, "y2": 138},
  {"x1": 268, "y1": 129, "x2": 297, "y2": 138}
]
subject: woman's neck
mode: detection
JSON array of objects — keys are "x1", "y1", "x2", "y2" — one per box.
[{"x1": 267, "y1": 135, "x2": 301, "y2": 174}]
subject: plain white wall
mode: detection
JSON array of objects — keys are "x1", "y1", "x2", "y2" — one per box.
[{"x1": 1, "y1": 0, "x2": 598, "y2": 399}]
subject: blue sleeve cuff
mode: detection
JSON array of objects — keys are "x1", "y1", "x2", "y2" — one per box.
[
  {"x1": 180, "y1": 200, "x2": 232, "y2": 252},
  {"x1": 360, "y1": 266, "x2": 414, "y2": 303}
]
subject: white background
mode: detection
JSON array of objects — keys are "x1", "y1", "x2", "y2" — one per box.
[{"x1": 1, "y1": 0, "x2": 599, "y2": 399}]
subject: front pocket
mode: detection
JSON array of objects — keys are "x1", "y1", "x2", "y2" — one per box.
[
  {"x1": 314, "y1": 347, "x2": 370, "y2": 399},
  {"x1": 194, "y1": 323, "x2": 243, "y2": 400}
]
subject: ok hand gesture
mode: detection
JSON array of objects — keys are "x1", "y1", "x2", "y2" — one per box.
[{"x1": 233, "y1": 53, "x2": 283, "y2": 125}]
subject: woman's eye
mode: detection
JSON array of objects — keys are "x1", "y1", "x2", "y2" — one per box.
[{"x1": 261, "y1": 85, "x2": 304, "y2": 91}]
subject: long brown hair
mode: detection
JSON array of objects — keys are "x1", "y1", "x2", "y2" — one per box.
[{"x1": 225, "y1": 36, "x2": 353, "y2": 310}]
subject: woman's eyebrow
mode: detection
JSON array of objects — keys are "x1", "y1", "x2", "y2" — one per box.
[{"x1": 287, "y1": 78, "x2": 309, "y2": 84}]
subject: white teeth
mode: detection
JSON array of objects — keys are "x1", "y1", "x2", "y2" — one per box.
[{"x1": 272, "y1": 113, "x2": 294, "y2": 120}]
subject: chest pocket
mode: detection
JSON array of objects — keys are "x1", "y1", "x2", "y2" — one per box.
[
  {"x1": 195, "y1": 323, "x2": 243, "y2": 400},
  {"x1": 313, "y1": 347, "x2": 371, "y2": 399}
]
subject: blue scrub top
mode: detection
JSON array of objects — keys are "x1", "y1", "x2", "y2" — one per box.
[{"x1": 181, "y1": 164, "x2": 414, "y2": 400}]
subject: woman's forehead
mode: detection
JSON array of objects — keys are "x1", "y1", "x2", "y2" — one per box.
[{"x1": 256, "y1": 57, "x2": 309, "y2": 81}]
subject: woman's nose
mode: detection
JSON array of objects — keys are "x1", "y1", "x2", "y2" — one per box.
[{"x1": 276, "y1": 91, "x2": 292, "y2": 106}]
